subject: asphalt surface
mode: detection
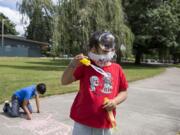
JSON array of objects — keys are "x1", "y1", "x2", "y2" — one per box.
[{"x1": 0, "y1": 67, "x2": 180, "y2": 135}]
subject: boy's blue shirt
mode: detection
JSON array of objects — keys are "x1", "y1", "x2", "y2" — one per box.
[{"x1": 14, "y1": 85, "x2": 37, "y2": 103}]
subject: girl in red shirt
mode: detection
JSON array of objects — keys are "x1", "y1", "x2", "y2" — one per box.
[{"x1": 61, "y1": 31, "x2": 128, "y2": 135}]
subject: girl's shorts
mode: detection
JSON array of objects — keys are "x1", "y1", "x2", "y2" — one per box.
[{"x1": 72, "y1": 122, "x2": 112, "y2": 135}]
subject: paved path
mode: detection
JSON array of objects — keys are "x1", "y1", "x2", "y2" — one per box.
[{"x1": 0, "y1": 68, "x2": 180, "y2": 135}]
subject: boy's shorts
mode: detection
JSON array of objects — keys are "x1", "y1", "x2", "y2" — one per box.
[{"x1": 72, "y1": 122, "x2": 112, "y2": 135}]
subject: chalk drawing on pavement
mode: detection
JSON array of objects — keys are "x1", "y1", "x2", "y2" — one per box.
[{"x1": 3, "y1": 113, "x2": 72, "y2": 135}]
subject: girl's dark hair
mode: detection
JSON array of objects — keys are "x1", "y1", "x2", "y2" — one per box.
[
  {"x1": 36, "y1": 83, "x2": 46, "y2": 94},
  {"x1": 88, "y1": 31, "x2": 102, "y2": 49}
]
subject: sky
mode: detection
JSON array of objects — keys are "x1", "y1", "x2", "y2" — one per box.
[
  {"x1": 0, "y1": 0, "x2": 58, "y2": 36},
  {"x1": 0, "y1": 0, "x2": 28, "y2": 36}
]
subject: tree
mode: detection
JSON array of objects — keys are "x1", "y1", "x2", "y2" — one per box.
[
  {"x1": 52, "y1": 0, "x2": 134, "y2": 62},
  {"x1": 123, "y1": 0, "x2": 163, "y2": 64},
  {"x1": 0, "y1": 13, "x2": 18, "y2": 35},
  {"x1": 17, "y1": 0, "x2": 54, "y2": 43},
  {"x1": 146, "y1": 0, "x2": 180, "y2": 63},
  {"x1": 123, "y1": 0, "x2": 180, "y2": 64}
]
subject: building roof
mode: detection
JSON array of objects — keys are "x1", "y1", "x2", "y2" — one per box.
[{"x1": 0, "y1": 34, "x2": 50, "y2": 47}]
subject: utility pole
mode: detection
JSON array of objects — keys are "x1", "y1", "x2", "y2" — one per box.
[
  {"x1": 1, "y1": 18, "x2": 5, "y2": 56},
  {"x1": 1, "y1": 19, "x2": 5, "y2": 48}
]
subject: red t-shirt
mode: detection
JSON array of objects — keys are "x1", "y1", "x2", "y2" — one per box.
[{"x1": 70, "y1": 62, "x2": 128, "y2": 128}]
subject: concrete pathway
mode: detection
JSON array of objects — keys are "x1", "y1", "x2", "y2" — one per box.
[{"x1": 0, "y1": 67, "x2": 180, "y2": 135}]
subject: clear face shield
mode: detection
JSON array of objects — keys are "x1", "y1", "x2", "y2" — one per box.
[{"x1": 88, "y1": 32, "x2": 116, "y2": 67}]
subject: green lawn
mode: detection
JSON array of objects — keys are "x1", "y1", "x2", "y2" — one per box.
[
  {"x1": 0, "y1": 57, "x2": 165, "y2": 103},
  {"x1": 122, "y1": 63, "x2": 166, "y2": 82},
  {"x1": 175, "y1": 64, "x2": 180, "y2": 68}
]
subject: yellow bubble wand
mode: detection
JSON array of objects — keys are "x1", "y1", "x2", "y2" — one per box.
[{"x1": 80, "y1": 58, "x2": 108, "y2": 77}]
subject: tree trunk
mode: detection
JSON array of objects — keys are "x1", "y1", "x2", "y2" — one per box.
[
  {"x1": 135, "y1": 51, "x2": 142, "y2": 65},
  {"x1": 116, "y1": 49, "x2": 122, "y2": 64},
  {"x1": 173, "y1": 54, "x2": 178, "y2": 64}
]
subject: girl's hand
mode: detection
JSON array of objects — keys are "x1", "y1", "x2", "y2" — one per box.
[
  {"x1": 69, "y1": 54, "x2": 88, "y2": 68},
  {"x1": 61, "y1": 53, "x2": 88, "y2": 85},
  {"x1": 103, "y1": 99, "x2": 116, "y2": 111}
]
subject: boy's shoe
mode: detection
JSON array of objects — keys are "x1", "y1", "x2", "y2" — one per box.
[
  {"x1": 4, "y1": 100, "x2": 10, "y2": 106},
  {"x1": 3, "y1": 100, "x2": 10, "y2": 113},
  {"x1": 4, "y1": 100, "x2": 9, "y2": 104}
]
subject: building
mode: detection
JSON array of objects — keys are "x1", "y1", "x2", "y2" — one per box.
[{"x1": 0, "y1": 35, "x2": 49, "y2": 57}]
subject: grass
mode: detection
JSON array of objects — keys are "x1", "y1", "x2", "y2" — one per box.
[
  {"x1": 0, "y1": 57, "x2": 166, "y2": 103},
  {"x1": 121, "y1": 63, "x2": 166, "y2": 82},
  {"x1": 175, "y1": 64, "x2": 180, "y2": 68}
]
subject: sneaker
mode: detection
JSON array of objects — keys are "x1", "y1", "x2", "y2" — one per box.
[
  {"x1": 4, "y1": 100, "x2": 9, "y2": 104},
  {"x1": 3, "y1": 100, "x2": 10, "y2": 113},
  {"x1": 4, "y1": 100, "x2": 10, "y2": 106}
]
